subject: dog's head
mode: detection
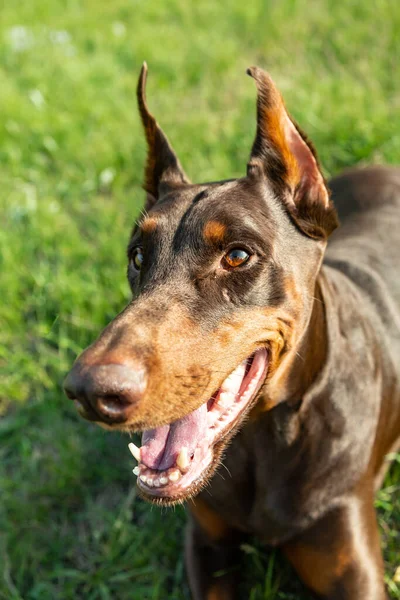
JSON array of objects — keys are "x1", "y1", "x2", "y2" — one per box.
[{"x1": 64, "y1": 64, "x2": 338, "y2": 505}]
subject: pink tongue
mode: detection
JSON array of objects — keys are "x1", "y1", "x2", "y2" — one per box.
[{"x1": 141, "y1": 403, "x2": 208, "y2": 470}]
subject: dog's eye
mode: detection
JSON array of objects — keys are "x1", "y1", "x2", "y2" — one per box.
[
  {"x1": 222, "y1": 248, "x2": 250, "y2": 269},
  {"x1": 131, "y1": 247, "x2": 144, "y2": 271}
]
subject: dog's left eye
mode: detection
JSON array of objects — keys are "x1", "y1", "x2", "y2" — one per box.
[
  {"x1": 222, "y1": 248, "x2": 251, "y2": 269},
  {"x1": 131, "y1": 247, "x2": 144, "y2": 271}
]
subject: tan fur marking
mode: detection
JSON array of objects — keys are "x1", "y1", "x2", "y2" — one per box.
[
  {"x1": 284, "y1": 544, "x2": 352, "y2": 596},
  {"x1": 283, "y1": 274, "x2": 303, "y2": 316},
  {"x1": 207, "y1": 583, "x2": 233, "y2": 600},
  {"x1": 264, "y1": 106, "x2": 300, "y2": 189},
  {"x1": 203, "y1": 221, "x2": 227, "y2": 244},
  {"x1": 141, "y1": 216, "x2": 158, "y2": 234},
  {"x1": 216, "y1": 330, "x2": 231, "y2": 347},
  {"x1": 188, "y1": 498, "x2": 230, "y2": 542}
]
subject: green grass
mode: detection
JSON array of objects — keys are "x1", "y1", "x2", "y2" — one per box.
[{"x1": 1, "y1": 0, "x2": 399, "y2": 597}]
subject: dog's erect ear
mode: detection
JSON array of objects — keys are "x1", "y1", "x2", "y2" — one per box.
[
  {"x1": 137, "y1": 63, "x2": 190, "y2": 208},
  {"x1": 246, "y1": 67, "x2": 338, "y2": 239}
]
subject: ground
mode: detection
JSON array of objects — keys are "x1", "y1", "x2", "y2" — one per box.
[{"x1": 0, "y1": 0, "x2": 399, "y2": 598}]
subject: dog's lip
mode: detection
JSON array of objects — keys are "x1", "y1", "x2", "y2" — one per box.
[{"x1": 133, "y1": 348, "x2": 269, "y2": 504}]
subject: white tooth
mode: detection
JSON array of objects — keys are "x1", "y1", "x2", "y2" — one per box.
[
  {"x1": 133, "y1": 466, "x2": 140, "y2": 476},
  {"x1": 231, "y1": 361, "x2": 246, "y2": 378},
  {"x1": 169, "y1": 470, "x2": 181, "y2": 482},
  {"x1": 153, "y1": 478, "x2": 160, "y2": 487},
  {"x1": 176, "y1": 447, "x2": 190, "y2": 472},
  {"x1": 218, "y1": 392, "x2": 231, "y2": 407},
  {"x1": 139, "y1": 475, "x2": 147, "y2": 484},
  {"x1": 128, "y1": 443, "x2": 141, "y2": 462},
  {"x1": 221, "y1": 362, "x2": 246, "y2": 395},
  {"x1": 159, "y1": 476, "x2": 168, "y2": 485},
  {"x1": 146, "y1": 478, "x2": 154, "y2": 487}
]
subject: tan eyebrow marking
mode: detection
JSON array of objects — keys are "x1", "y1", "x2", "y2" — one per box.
[
  {"x1": 203, "y1": 221, "x2": 227, "y2": 244},
  {"x1": 140, "y1": 216, "x2": 158, "y2": 234}
]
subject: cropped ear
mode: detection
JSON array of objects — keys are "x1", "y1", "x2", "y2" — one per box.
[
  {"x1": 137, "y1": 63, "x2": 190, "y2": 209},
  {"x1": 246, "y1": 66, "x2": 338, "y2": 239}
]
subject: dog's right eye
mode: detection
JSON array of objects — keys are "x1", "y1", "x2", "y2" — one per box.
[
  {"x1": 222, "y1": 248, "x2": 251, "y2": 269},
  {"x1": 130, "y1": 247, "x2": 144, "y2": 271}
]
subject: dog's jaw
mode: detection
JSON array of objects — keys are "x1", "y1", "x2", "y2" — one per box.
[{"x1": 130, "y1": 348, "x2": 269, "y2": 505}]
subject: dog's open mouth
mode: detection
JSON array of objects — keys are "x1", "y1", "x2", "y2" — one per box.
[{"x1": 129, "y1": 348, "x2": 268, "y2": 504}]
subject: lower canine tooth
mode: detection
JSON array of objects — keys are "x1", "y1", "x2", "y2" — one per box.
[
  {"x1": 128, "y1": 443, "x2": 141, "y2": 462},
  {"x1": 169, "y1": 470, "x2": 181, "y2": 482},
  {"x1": 139, "y1": 475, "x2": 147, "y2": 484},
  {"x1": 176, "y1": 447, "x2": 190, "y2": 472},
  {"x1": 159, "y1": 476, "x2": 168, "y2": 485}
]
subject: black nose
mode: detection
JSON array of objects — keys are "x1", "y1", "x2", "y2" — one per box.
[{"x1": 64, "y1": 363, "x2": 147, "y2": 423}]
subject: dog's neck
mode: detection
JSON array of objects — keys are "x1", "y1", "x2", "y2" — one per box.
[
  {"x1": 289, "y1": 274, "x2": 329, "y2": 403},
  {"x1": 254, "y1": 272, "x2": 329, "y2": 414}
]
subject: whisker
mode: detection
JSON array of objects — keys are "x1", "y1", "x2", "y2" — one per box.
[{"x1": 220, "y1": 462, "x2": 232, "y2": 478}]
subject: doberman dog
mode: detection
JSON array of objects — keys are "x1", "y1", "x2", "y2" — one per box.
[{"x1": 64, "y1": 63, "x2": 400, "y2": 599}]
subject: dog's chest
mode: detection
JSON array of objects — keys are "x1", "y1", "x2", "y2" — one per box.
[
  {"x1": 197, "y1": 394, "x2": 376, "y2": 545},
  {"x1": 198, "y1": 413, "x2": 311, "y2": 544}
]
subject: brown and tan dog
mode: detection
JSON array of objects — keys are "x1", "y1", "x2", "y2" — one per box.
[{"x1": 64, "y1": 64, "x2": 400, "y2": 599}]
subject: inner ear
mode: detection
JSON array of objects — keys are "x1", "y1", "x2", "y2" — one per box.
[
  {"x1": 246, "y1": 66, "x2": 338, "y2": 239},
  {"x1": 283, "y1": 118, "x2": 329, "y2": 208}
]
